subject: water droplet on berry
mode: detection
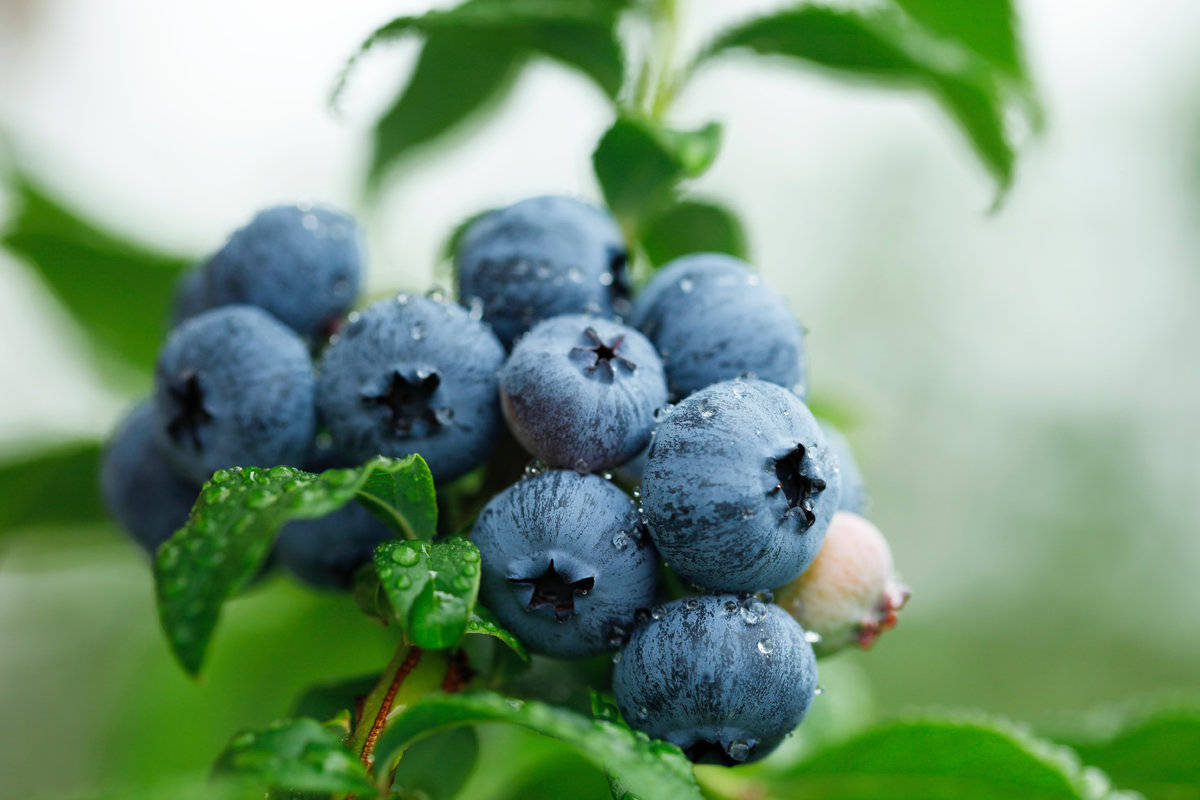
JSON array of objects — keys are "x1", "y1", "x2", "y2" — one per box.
[
  {"x1": 724, "y1": 600, "x2": 739, "y2": 613},
  {"x1": 757, "y1": 638, "x2": 774, "y2": 655},
  {"x1": 653, "y1": 404, "x2": 674, "y2": 422},
  {"x1": 602, "y1": 471, "x2": 613, "y2": 481},
  {"x1": 814, "y1": 686, "x2": 825, "y2": 696},
  {"x1": 685, "y1": 598, "x2": 700, "y2": 610},
  {"x1": 804, "y1": 630, "x2": 822, "y2": 644},
  {"x1": 726, "y1": 741, "x2": 751, "y2": 762},
  {"x1": 301, "y1": 213, "x2": 319, "y2": 231},
  {"x1": 637, "y1": 705, "x2": 649, "y2": 720},
  {"x1": 396, "y1": 292, "x2": 410, "y2": 305},
  {"x1": 467, "y1": 297, "x2": 485, "y2": 321},
  {"x1": 679, "y1": 278, "x2": 695, "y2": 293},
  {"x1": 599, "y1": 271, "x2": 613, "y2": 286},
  {"x1": 573, "y1": 458, "x2": 590, "y2": 474},
  {"x1": 425, "y1": 286, "x2": 447, "y2": 302},
  {"x1": 567, "y1": 268, "x2": 584, "y2": 283},
  {"x1": 410, "y1": 322, "x2": 427, "y2": 341},
  {"x1": 612, "y1": 532, "x2": 629, "y2": 549},
  {"x1": 611, "y1": 651, "x2": 622, "y2": 664},
  {"x1": 740, "y1": 601, "x2": 766, "y2": 625}
]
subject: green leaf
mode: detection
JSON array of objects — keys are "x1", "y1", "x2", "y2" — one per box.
[
  {"x1": 698, "y1": 5, "x2": 1017, "y2": 190},
  {"x1": 291, "y1": 674, "x2": 379, "y2": 723},
  {"x1": 374, "y1": 691, "x2": 703, "y2": 800},
  {"x1": 155, "y1": 455, "x2": 435, "y2": 676},
  {"x1": 766, "y1": 716, "x2": 1126, "y2": 799},
  {"x1": 891, "y1": 0, "x2": 1027, "y2": 81},
  {"x1": 1, "y1": 170, "x2": 192, "y2": 371},
  {"x1": 211, "y1": 718, "x2": 374, "y2": 796},
  {"x1": 342, "y1": 0, "x2": 630, "y2": 186},
  {"x1": 441, "y1": 207, "x2": 495, "y2": 263},
  {"x1": 390, "y1": 727, "x2": 479, "y2": 800},
  {"x1": 465, "y1": 606, "x2": 530, "y2": 662},
  {"x1": 1055, "y1": 704, "x2": 1200, "y2": 800},
  {"x1": 592, "y1": 116, "x2": 722, "y2": 230},
  {"x1": 0, "y1": 441, "x2": 104, "y2": 536},
  {"x1": 638, "y1": 198, "x2": 747, "y2": 267},
  {"x1": 372, "y1": 536, "x2": 481, "y2": 650},
  {"x1": 368, "y1": 32, "x2": 524, "y2": 188}
]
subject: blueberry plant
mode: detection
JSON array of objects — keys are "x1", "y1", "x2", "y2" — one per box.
[{"x1": 6, "y1": 2, "x2": 1193, "y2": 800}]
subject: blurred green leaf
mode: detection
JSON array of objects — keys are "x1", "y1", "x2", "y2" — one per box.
[
  {"x1": 291, "y1": 674, "x2": 378, "y2": 722},
  {"x1": 212, "y1": 718, "x2": 374, "y2": 796},
  {"x1": 593, "y1": 116, "x2": 722, "y2": 230},
  {"x1": 442, "y1": 207, "x2": 495, "y2": 263},
  {"x1": 155, "y1": 455, "x2": 435, "y2": 676},
  {"x1": 1055, "y1": 704, "x2": 1200, "y2": 800},
  {"x1": 763, "y1": 717, "x2": 1125, "y2": 799},
  {"x1": 697, "y1": 5, "x2": 1017, "y2": 190},
  {"x1": 391, "y1": 727, "x2": 480, "y2": 800},
  {"x1": 369, "y1": 32, "x2": 524, "y2": 189},
  {"x1": 372, "y1": 536, "x2": 481, "y2": 650},
  {"x1": 342, "y1": 0, "x2": 630, "y2": 187},
  {"x1": 375, "y1": 691, "x2": 703, "y2": 800},
  {"x1": 638, "y1": 198, "x2": 747, "y2": 266},
  {"x1": 892, "y1": 0, "x2": 1027, "y2": 80},
  {"x1": 1, "y1": 170, "x2": 192, "y2": 371},
  {"x1": 0, "y1": 441, "x2": 104, "y2": 536},
  {"x1": 495, "y1": 750, "x2": 612, "y2": 800},
  {"x1": 466, "y1": 606, "x2": 530, "y2": 662}
]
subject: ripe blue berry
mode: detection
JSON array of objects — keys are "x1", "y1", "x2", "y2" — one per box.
[
  {"x1": 154, "y1": 306, "x2": 317, "y2": 484},
  {"x1": 642, "y1": 379, "x2": 841, "y2": 592},
  {"x1": 499, "y1": 315, "x2": 667, "y2": 473},
  {"x1": 101, "y1": 401, "x2": 199, "y2": 554},
  {"x1": 276, "y1": 502, "x2": 394, "y2": 589},
  {"x1": 316, "y1": 294, "x2": 505, "y2": 483},
  {"x1": 456, "y1": 196, "x2": 629, "y2": 347},
  {"x1": 471, "y1": 470, "x2": 658, "y2": 658},
  {"x1": 631, "y1": 253, "x2": 806, "y2": 399},
  {"x1": 613, "y1": 594, "x2": 818, "y2": 765},
  {"x1": 820, "y1": 421, "x2": 867, "y2": 514},
  {"x1": 205, "y1": 204, "x2": 364, "y2": 339}
]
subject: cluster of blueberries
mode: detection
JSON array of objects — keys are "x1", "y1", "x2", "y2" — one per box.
[{"x1": 102, "y1": 195, "x2": 906, "y2": 767}]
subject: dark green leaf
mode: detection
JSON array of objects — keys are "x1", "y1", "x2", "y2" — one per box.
[
  {"x1": 373, "y1": 536, "x2": 480, "y2": 650},
  {"x1": 343, "y1": 0, "x2": 630, "y2": 186},
  {"x1": 390, "y1": 727, "x2": 479, "y2": 800},
  {"x1": 638, "y1": 198, "x2": 747, "y2": 267},
  {"x1": 155, "y1": 455, "x2": 435, "y2": 676},
  {"x1": 374, "y1": 691, "x2": 703, "y2": 800},
  {"x1": 368, "y1": 32, "x2": 524, "y2": 188},
  {"x1": 771, "y1": 717, "x2": 1123, "y2": 799},
  {"x1": 1, "y1": 170, "x2": 192, "y2": 371},
  {"x1": 589, "y1": 689, "x2": 624, "y2": 724},
  {"x1": 592, "y1": 116, "x2": 722, "y2": 229},
  {"x1": 698, "y1": 5, "x2": 1016, "y2": 189},
  {"x1": 892, "y1": 0, "x2": 1026, "y2": 80},
  {"x1": 0, "y1": 441, "x2": 104, "y2": 535},
  {"x1": 1056, "y1": 704, "x2": 1200, "y2": 800},
  {"x1": 465, "y1": 606, "x2": 530, "y2": 661},
  {"x1": 291, "y1": 674, "x2": 379, "y2": 723},
  {"x1": 212, "y1": 718, "x2": 373, "y2": 796}
]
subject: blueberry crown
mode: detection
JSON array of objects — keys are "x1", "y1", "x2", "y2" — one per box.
[
  {"x1": 362, "y1": 368, "x2": 453, "y2": 436},
  {"x1": 772, "y1": 444, "x2": 827, "y2": 530},
  {"x1": 165, "y1": 371, "x2": 212, "y2": 451},
  {"x1": 509, "y1": 558, "x2": 595, "y2": 622},
  {"x1": 569, "y1": 327, "x2": 636, "y2": 382}
]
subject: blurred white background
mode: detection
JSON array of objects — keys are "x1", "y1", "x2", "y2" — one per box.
[{"x1": 2, "y1": 0, "x2": 1199, "y2": 761}]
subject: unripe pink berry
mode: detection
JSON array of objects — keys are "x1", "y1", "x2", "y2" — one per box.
[{"x1": 776, "y1": 511, "x2": 910, "y2": 656}]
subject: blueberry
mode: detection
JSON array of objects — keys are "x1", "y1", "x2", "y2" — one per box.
[
  {"x1": 455, "y1": 196, "x2": 629, "y2": 347},
  {"x1": 316, "y1": 294, "x2": 505, "y2": 483},
  {"x1": 276, "y1": 502, "x2": 394, "y2": 589},
  {"x1": 819, "y1": 421, "x2": 867, "y2": 514},
  {"x1": 205, "y1": 204, "x2": 364, "y2": 339},
  {"x1": 776, "y1": 511, "x2": 910, "y2": 655},
  {"x1": 612, "y1": 594, "x2": 818, "y2": 765},
  {"x1": 631, "y1": 253, "x2": 806, "y2": 399},
  {"x1": 101, "y1": 401, "x2": 199, "y2": 554},
  {"x1": 170, "y1": 267, "x2": 210, "y2": 326},
  {"x1": 471, "y1": 470, "x2": 658, "y2": 658},
  {"x1": 154, "y1": 305, "x2": 317, "y2": 484},
  {"x1": 499, "y1": 315, "x2": 667, "y2": 473},
  {"x1": 641, "y1": 379, "x2": 841, "y2": 592}
]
